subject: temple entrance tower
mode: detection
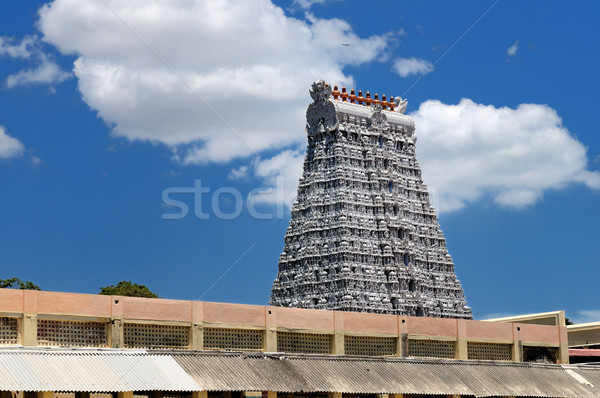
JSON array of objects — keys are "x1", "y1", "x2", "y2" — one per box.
[{"x1": 270, "y1": 80, "x2": 472, "y2": 318}]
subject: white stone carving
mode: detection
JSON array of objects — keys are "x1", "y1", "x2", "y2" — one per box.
[{"x1": 270, "y1": 81, "x2": 472, "y2": 319}]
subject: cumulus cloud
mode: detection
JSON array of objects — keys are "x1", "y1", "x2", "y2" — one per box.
[
  {"x1": 412, "y1": 99, "x2": 600, "y2": 212},
  {"x1": 228, "y1": 165, "x2": 249, "y2": 180},
  {"x1": 294, "y1": 0, "x2": 329, "y2": 9},
  {"x1": 252, "y1": 149, "x2": 305, "y2": 207},
  {"x1": 6, "y1": 54, "x2": 71, "y2": 88},
  {"x1": 392, "y1": 57, "x2": 433, "y2": 78},
  {"x1": 0, "y1": 35, "x2": 70, "y2": 88},
  {"x1": 0, "y1": 126, "x2": 26, "y2": 159},
  {"x1": 507, "y1": 39, "x2": 519, "y2": 56},
  {"x1": 38, "y1": 0, "x2": 388, "y2": 163},
  {"x1": 0, "y1": 36, "x2": 37, "y2": 58}
]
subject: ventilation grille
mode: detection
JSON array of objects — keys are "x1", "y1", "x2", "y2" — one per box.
[
  {"x1": 0, "y1": 317, "x2": 19, "y2": 345},
  {"x1": 123, "y1": 323, "x2": 189, "y2": 349},
  {"x1": 345, "y1": 335, "x2": 397, "y2": 356},
  {"x1": 407, "y1": 339, "x2": 455, "y2": 359},
  {"x1": 38, "y1": 319, "x2": 107, "y2": 347},
  {"x1": 467, "y1": 342, "x2": 512, "y2": 361},
  {"x1": 277, "y1": 332, "x2": 332, "y2": 354},
  {"x1": 204, "y1": 328, "x2": 264, "y2": 351}
]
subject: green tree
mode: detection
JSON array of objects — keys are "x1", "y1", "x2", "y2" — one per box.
[
  {"x1": 565, "y1": 317, "x2": 575, "y2": 325},
  {"x1": 99, "y1": 280, "x2": 159, "y2": 298},
  {"x1": 0, "y1": 278, "x2": 41, "y2": 290}
]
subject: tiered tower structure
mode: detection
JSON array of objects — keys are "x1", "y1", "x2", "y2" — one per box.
[{"x1": 270, "y1": 80, "x2": 472, "y2": 318}]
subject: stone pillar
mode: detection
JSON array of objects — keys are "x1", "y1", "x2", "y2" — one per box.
[
  {"x1": 456, "y1": 320, "x2": 468, "y2": 360},
  {"x1": 333, "y1": 331, "x2": 344, "y2": 355},
  {"x1": 117, "y1": 392, "x2": 133, "y2": 398},
  {"x1": 111, "y1": 319, "x2": 124, "y2": 348},
  {"x1": 333, "y1": 312, "x2": 344, "y2": 355},
  {"x1": 192, "y1": 324, "x2": 204, "y2": 350},
  {"x1": 22, "y1": 314, "x2": 38, "y2": 346},
  {"x1": 512, "y1": 324, "x2": 523, "y2": 362},
  {"x1": 265, "y1": 392, "x2": 277, "y2": 398},
  {"x1": 399, "y1": 334, "x2": 407, "y2": 357},
  {"x1": 558, "y1": 326, "x2": 569, "y2": 364},
  {"x1": 265, "y1": 308, "x2": 277, "y2": 353},
  {"x1": 192, "y1": 392, "x2": 208, "y2": 398}
]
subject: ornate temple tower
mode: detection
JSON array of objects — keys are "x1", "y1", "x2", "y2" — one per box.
[{"x1": 270, "y1": 80, "x2": 472, "y2": 319}]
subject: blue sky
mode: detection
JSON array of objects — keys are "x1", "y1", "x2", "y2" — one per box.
[{"x1": 0, "y1": 0, "x2": 598, "y2": 322}]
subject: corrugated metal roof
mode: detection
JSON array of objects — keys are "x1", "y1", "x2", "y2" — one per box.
[
  {"x1": 1, "y1": 348, "x2": 599, "y2": 397},
  {"x1": 0, "y1": 348, "x2": 199, "y2": 392},
  {"x1": 166, "y1": 351, "x2": 600, "y2": 397}
]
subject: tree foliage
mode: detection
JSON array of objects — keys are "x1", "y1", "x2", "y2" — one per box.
[
  {"x1": 98, "y1": 280, "x2": 159, "y2": 298},
  {"x1": 0, "y1": 278, "x2": 41, "y2": 290}
]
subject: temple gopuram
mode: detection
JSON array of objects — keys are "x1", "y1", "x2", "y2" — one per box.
[{"x1": 271, "y1": 80, "x2": 471, "y2": 318}]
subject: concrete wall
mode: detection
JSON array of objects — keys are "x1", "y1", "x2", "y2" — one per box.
[{"x1": 0, "y1": 288, "x2": 567, "y2": 363}]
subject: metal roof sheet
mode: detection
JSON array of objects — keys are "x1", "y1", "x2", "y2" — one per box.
[
  {"x1": 167, "y1": 351, "x2": 600, "y2": 398},
  {"x1": 0, "y1": 348, "x2": 199, "y2": 392},
  {"x1": 1, "y1": 348, "x2": 599, "y2": 397}
]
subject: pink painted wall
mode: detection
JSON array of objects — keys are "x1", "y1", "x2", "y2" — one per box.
[
  {"x1": 464, "y1": 319, "x2": 513, "y2": 341},
  {"x1": 270, "y1": 306, "x2": 334, "y2": 331},
  {"x1": 342, "y1": 312, "x2": 398, "y2": 335},
  {"x1": 36, "y1": 291, "x2": 111, "y2": 317},
  {"x1": 0, "y1": 288, "x2": 562, "y2": 346},
  {"x1": 119, "y1": 296, "x2": 191, "y2": 322},
  {"x1": 202, "y1": 302, "x2": 265, "y2": 327},
  {"x1": 406, "y1": 316, "x2": 458, "y2": 338},
  {"x1": 0, "y1": 289, "x2": 23, "y2": 313}
]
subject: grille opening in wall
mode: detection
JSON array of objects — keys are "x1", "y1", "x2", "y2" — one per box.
[
  {"x1": 37, "y1": 319, "x2": 108, "y2": 347},
  {"x1": 0, "y1": 317, "x2": 19, "y2": 345},
  {"x1": 123, "y1": 323, "x2": 189, "y2": 349},
  {"x1": 467, "y1": 342, "x2": 513, "y2": 361},
  {"x1": 523, "y1": 346, "x2": 559, "y2": 363},
  {"x1": 278, "y1": 331, "x2": 332, "y2": 354},
  {"x1": 407, "y1": 339, "x2": 455, "y2": 359},
  {"x1": 345, "y1": 335, "x2": 397, "y2": 356},
  {"x1": 204, "y1": 328, "x2": 264, "y2": 351}
]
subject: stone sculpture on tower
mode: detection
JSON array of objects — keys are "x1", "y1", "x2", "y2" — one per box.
[{"x1": 270, "y1": 80, "x2": 472, "y2": 319}]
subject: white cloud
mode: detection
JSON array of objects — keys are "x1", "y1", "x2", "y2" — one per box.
[
  {"x1": 228, "y1": 165, "x2": 249, "y2": 180},
  {"x1": 392, "y1": 57, "x2": 433, "y2": 78},
  {"x1": 0, "y1": 126, "x2": 26, "y2": 159},
  {"x1": 231, "y1": 149, "x2": 305, "y2": 210},
  {"x1": 507, "y1": 39, "x2": 519, "y2": 56},
  {"x1": 294, "y1": 0, "x2": 328, "y2": 9},
  {"x1": 571, "y1": 310, "x2": 600, "y2": 324},
  {"x1": 252, "y1": 149, "x2": 305, "y2": 207},
  {"x1": 37, "y1": 0, "x2": 388, "y2": 164},
  {"x1": 412, "y1": 99, "x2": 600, "y2": 212},
  {"x1": 0, "y1": 36, "x2": 37, "y2": 58},
  {"x1": 0, "y1": 35, "x2": 71, "y2": 88},
  {"x1": 6, "y1": 54, "x2": 71, "y2": 88}
]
